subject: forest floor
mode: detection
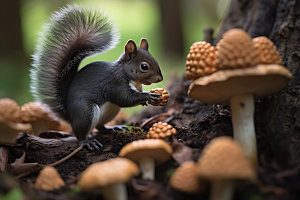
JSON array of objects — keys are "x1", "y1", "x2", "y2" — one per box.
[{"x1": 1, "y1": 76, "x2": 300, "y2": 200}]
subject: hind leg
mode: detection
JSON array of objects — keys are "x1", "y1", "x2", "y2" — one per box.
[
  {"x1": 68, "y1": 101, "x2": 103, "y2": 151},
  {"x1": 96, "y1": 102, "x2": 123, "y2": 131}
]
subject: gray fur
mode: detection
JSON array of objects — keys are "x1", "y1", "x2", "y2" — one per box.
[{"x1": 30, "y1": 5, "x2": 119, "y2": 120}]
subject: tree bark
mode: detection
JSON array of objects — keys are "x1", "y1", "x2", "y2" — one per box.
[{"x1": 216, "y1": 0, "x2": 300, "y2": 164}]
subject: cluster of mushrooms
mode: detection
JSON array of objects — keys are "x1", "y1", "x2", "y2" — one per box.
[
  {"x1": 0, "y1": 99, "x2": 71, "y2": 143},
  {"x1": 186, "y1": 28, "x2": 291, "y2": 164}
]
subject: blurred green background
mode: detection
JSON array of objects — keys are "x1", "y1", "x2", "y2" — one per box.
[{"x1": 0, "y1": 0, "x2": 229, "y2": 115}]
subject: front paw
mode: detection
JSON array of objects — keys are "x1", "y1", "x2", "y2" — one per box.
[{"x1": 146, "y1": 92, "x2": 163, "y2": 105}]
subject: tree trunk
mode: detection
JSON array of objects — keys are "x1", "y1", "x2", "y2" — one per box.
[
  {"x1": 216, "y1": 0, "x2": 300, "y2": 165},
  {"x1": 158, "y1": 0, "x2": 184, "y2": 57}
]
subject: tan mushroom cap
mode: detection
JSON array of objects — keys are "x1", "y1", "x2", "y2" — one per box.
[
  {"x1": 148, "y1": 88, "x2": 169, "y2": 106},
  {"x1": 78, "y1": 158, "x2": 139, "y2": 191},
  {"x1": 186, "y1": 41, "x2": 217, "y2": 79},
  {"x1": 0, "y1": 98, "x2": 21, "y2": 122},
  {"x1": 253, "y1": 36, "x2": 282, "y2": 65},
  {"x1": 170, "y1": 161, "x2": 205, "y2": 194},
  {"x1": 216, "y1": 29, "x2": 260, "y2": 69},
  {"x1": 21, "y1": 102, "x2": 58, "y2": 123},
  {"x1": 34, "y1": 166, "x2": 65, "y2": 191},
  {"x1": 147, "y1": 122, "x2": 177, "y2": 139},
  {"x1": 197, "y1": 136, "x2": 255, "y2": 181},
  {"x1": 188, "y1": 64, "x2": 291, "y2": 104},
  {"x1": 119, "y1": 139, "x2": 172, "y2": 165}
]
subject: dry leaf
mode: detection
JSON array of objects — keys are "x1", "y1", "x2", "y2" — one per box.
[{"x1": 171, "y1": 139, "x2": 193, "y2": 164}]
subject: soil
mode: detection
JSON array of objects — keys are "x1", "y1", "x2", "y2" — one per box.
[{"x1": 1, "y1": 75, "x2": 299, "y2": 200}]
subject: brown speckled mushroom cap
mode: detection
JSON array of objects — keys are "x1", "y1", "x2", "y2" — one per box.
[
  {"x1": 21, "y1": 102, "x2": 58, "y2": 123},
  {"x1": 78, "y1": 158, "x2": 139, "y2": 191},
  {"x1": 119, "y1": 139, "x2": 172, "y2": 165},
  {"x1": 253, "y1": 36, "x2": 282, "y2": 65},
  {"x1": 148, "y1": 88, "x2": 169, "y2": 106},
  {"x1": 197, "y1": 137, "x2": 255, "y2": 181},
  {"x1": 170, "y1": 161, "x2": 205, "y2": 194},
  {"x1": 0, "y1": 98, "x2": 21, "y2": 122},
  {"x1": 186, "y1": 41, "x2": 217, "y2": 79},
  {"x1": 216, "y1": 29, "x2": 260, "y2": 69},
  {"x1": 147, "y1": 122, "x2": 177, "y2": 139},
  {"x1": 188, "y1": 64, "x2": 291, "y2": 104},
  {"x1": 34, "y1": 166, "x2": 65, "y2": 191}
]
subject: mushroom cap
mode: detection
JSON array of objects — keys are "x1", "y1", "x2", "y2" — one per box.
[
  {"x1": 197, "y1": 136, "x2": 255, "y2": 181},
  {"x1": 21, "y1": 102, "x2": 58, "y2": 123},
  {"x1": 148, "y1": 88, "x2": 169, "y2": 106},
  {"x1": 188, "y1": 64, "x2": 291, "y2": 104},
  {"x1": 78, "y1": 158, "x2": 139, "y2": 191},
  {"x1": 0, "y1": 98, "x2": 21, "y2": 122},
  {"x1": 186, "y1": 41, "x2": 217, "y2": 79},
  {"x1": 253, "y1": 36, "x2": 282, "y2": 65},
  {"x1": 170, "y1": 161, "x2": 205, "y2": 194},
  {"x1": 216, "y1": 29, "x2": 260, "y2": 69},
  {"x1": 34, "y1": 166, "x2": 65, "y2": 191},
  {"x1": 147, "y1": 122, "x2": 177, "y2": 139},
  {"x1": 119, "y1": 139, "x2": 172, "y2": 165}
]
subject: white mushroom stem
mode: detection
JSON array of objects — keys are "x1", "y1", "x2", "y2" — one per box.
[
  {"x1": 211, "y1": 180, "x2": 234, "y2": 200},
  {"x1": 230, "y1": 94, "x2": 258, "y2": 164},
  {"x1": 138, "y1": 157, "x2": 155, "y2": 180},
  {"x1": 102, "y1": 182, "x2": 127, "y2": 200}
]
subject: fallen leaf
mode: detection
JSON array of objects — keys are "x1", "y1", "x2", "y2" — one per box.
[
  {"x1": 171, "y1": 138, "x2": 193, "y2": 164},
  {"x1": 8, "y1": 152, "x2": 42, "y2": 177},
  {"x1": 0, "y1": 147, "x2": 9, "y2": 171}
]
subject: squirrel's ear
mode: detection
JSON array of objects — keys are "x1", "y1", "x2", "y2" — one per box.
[
  {"x1": 139, "y1": 38, "x2": 149, "y2": 51},
  {"x1": 125, "y1": 40, "x2": 137, "y2": 59}
]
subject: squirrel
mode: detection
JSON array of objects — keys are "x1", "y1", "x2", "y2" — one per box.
[{"x1": 30, "y1": 5, "x2": 163, "y2": 151}]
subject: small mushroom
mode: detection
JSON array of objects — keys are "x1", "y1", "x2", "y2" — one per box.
[
  {"x1": 188, "y1": 29, "x2": 292, "y2": 164},
  {"x1": 148, "y1": 88, "x2": 169, "y2": 106},
  {"x1": 21, "y1": 102, "x2": 61, "y2": 135},
  {"x1": 197, "y1": 137, "x2": 256, "y2": 200},
  {"x1": 0, "y1": 98, "x2": 31, "y2": 144},
  {"x1": 169, "y1": 161, "x2": 206, "y2": 194},
  {"x1": 119, "y1": 139, "x2": 172, "y2": 180},
  {"x1": 186, "y1": 41, "x2": 217, "y2": 79},
  {"x1": 34, "y1": 166, "x2": 65, "y2": 191},
  {"x1": 147, "y1": 122, "x2": 177, "y2": 142},
  {"x1": 252, "y1": 36, "x2": 282, "y2": 65},
  {"x1": 78, "y1": 158, "x2": 139, "y2": 200}
]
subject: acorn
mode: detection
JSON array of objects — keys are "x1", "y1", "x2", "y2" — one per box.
[
  {"x1": 147, "y1": 122, "x2": 177, "y2": 140},
  {"x1": 186, "y1": 41, "x2": 217, "y2": 80},
  {"x1": 148, "y1": 88, "x2": 169, "y2": 106}
]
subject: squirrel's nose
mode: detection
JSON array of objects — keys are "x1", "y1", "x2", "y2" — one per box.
[{"x1": 157, "y1": 75, "x2": 163, "y2": 82}]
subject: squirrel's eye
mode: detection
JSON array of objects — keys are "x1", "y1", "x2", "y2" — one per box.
[{"x1": 140, "y1": 62, "x2": 149, "y2": 72}]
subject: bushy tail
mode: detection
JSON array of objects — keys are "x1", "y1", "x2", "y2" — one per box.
[{"x1": 30, "y1": 5, "x2": 119, "y2": 120}]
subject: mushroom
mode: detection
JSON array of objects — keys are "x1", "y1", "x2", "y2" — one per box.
[
  {"x1": 186, "y1": 41, "x2": 217, "y2": 79},
  {"x1": 34, "y1": 166, "x2": 65, "y2": 191},
  {"x1": 119, "y1": 139, "x2": 172, "y2": 180},
  {"x1": 78, "y1": 158, "x2": 139, "y2": 200},
  {"x1": 147, "y1": 122, "x2": 177, "y2": 142},
  {"x1": 169, "y1": 161, "x2": 206, "y2": 194},
  {"x1": 197, "y1": 136, "x2": 256, "y2": 200},
  {"x1": 148, "y1": 88, "x2": 169, "y2": 106},
  {"x1": 21, "y1": 102, "x2": 61, "y2": 135},
  {"x1": 187, "y1": 29, "x2": 292, "y2": 164},
  {"x1": 0, "y1": 98, "x2": 32, "y2": 144}
]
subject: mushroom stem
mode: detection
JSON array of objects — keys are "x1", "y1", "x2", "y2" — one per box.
[
  {"x1": 102, "y1": 182, "x2": 127, "y2": 200},
  {"x1": 230, "y1": 94, "x2": 257, "y2": 164},
  {"x1": 211, "y1": 180, "x2": 234, "y2": 200},
  {"x1": 138, "y1": 157, "x2": 155, "y2": 180}
]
